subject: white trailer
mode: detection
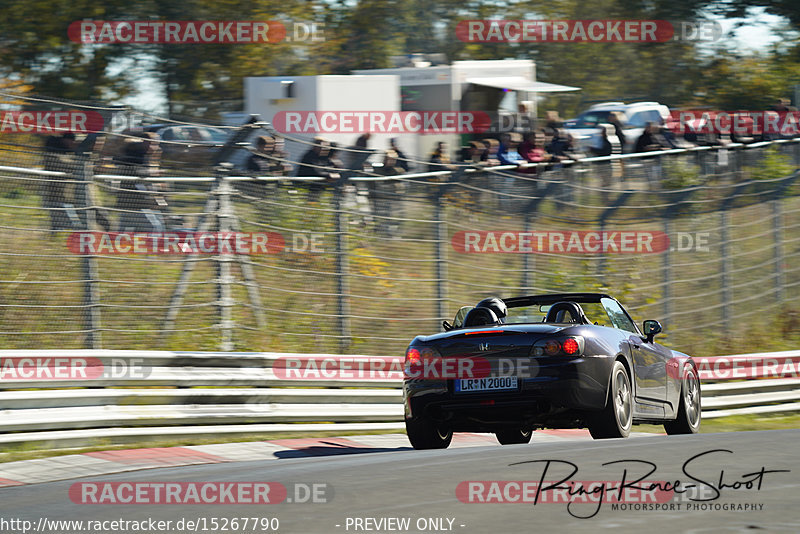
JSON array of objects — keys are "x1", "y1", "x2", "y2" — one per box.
[{"x1": 244, "y1": 75, "x2": 407, "y2": 169}]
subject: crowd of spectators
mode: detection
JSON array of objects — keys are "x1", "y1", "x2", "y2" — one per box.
[{"x1": 39, "y1": 98, "x2": 800, "y2": 232}]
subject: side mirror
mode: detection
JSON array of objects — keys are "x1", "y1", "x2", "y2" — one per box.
[
  {"x1": 442, "y1": 320, "x2": 453, "y2": 332},
  {"x1": 642, "y1": 320, "x2": 662, "y2": 343}
]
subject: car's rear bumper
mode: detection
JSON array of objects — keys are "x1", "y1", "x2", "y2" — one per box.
[{"x1": 403, "y1": 354, "x2": 616, "y2": 431}]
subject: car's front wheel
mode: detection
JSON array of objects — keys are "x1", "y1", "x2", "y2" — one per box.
[
  {"x1": 405, "y1": 417, "x2": 453, "y2": 449},
  {"x1": 495, "y1": 428, "x2": 533, "y2": 445},
  {"x1": 664, "y1": 365, "x2": 701, "y2": 435},
  {"x1": 589, "y1": 360, "x2": 632, "y2": 439}
]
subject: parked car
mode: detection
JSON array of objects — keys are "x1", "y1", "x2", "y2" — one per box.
[
  {"x1": 403, "y1": 293, "x2": 701, "y2": 449},
  {"x1": 103, "y1": 124, "x2": 231, "y2": 168},
  {"x1": 148, "y1": 124, "x2": 230, "y2": 162},
  {"x1": 564, "y1": 101, "x2": 671, "y2": 153}
]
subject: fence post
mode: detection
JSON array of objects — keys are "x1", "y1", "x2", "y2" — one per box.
[
  {"x1": 78, "y1": 154, "x2": 101, "y2": 349},
  {"x1": 662, "y1": 217, "x2": 672, "y2": 331},
  {"x1": 720, "y1": 208, "x2": 732, "y2": 331},
  {"x1": 435, "y1": 182, "x2": 448, "y2": 328},
  {"x1": 216, "y1": 174, "x2": 235, "y2": 351},
  {"x1": 521, "y1": 214, "x2": 534, "y2": 291},
  {"x1": 773, "y1": 198, "x2": 784, "y2": 302},
  {"x1": 334, "y1": 178, "x2": 351, "y2": 352}
]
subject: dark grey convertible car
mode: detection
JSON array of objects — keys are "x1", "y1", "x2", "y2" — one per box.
[{"x1": 403, "y1": 293, "x2": 701, "y2": 449}]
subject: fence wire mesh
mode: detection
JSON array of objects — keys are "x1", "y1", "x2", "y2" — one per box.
[{"x1": 1, "y1": 95, "x2": 799, "y2": 356}]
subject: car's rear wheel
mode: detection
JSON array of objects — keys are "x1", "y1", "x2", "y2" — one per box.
[
  {"x1": 589, "y1": 360, "x2": 632, "y2": 439},
  {"x1": 405, "y1": 417, "x2": 453, "y2": 449},
  {"x1": 495, "y1": 428, "x2": 533, "y2": 445},
  {"x1": 664, "y1": 365, "x2": 701, "y2": 435}
]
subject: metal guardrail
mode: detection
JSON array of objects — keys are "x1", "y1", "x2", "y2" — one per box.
[{"x1": 0, "y1": 350, "x2": 797, "y2": 449}]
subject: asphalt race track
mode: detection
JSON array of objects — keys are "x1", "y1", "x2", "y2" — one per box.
[{"x1": 1, "y1": 430, "x2": 798, "y2": 534}]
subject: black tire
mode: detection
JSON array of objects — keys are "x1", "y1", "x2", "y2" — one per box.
[
  {"x1": 405, "y1": 417, "x2": 453, "y2": 449},
  {"x1": 495, "y1": 428, "x2": 533, "y2": 445},
  {"x1": 664, "y1": 365, "x2": 701, "y2": 435},
  {"x1": 589, "y1": 360, "x2": 633, "y2": 439}
]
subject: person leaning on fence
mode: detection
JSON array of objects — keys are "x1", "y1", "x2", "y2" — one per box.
[
  {"x1": 348, "y1": 133, "x2": 373, "y2": 173},
  {"x1": 373, "y1": 149, "x2": 406, "y2": 237},
  {"x1": 545, "y1": 110, "x2": 563, "y2": 131},
  {"x1": 590, "y1": 124, "x2": 623, "y2": 195},
  {"x1": 246, "y1": 135, "x2": 275, "y2": 175},
  {"x1": 518, "y1": 131, "x2": 553, "y2": 173},
  {"x1": 428, "y1": 141, "x2": 457, "y2": 173},
  {"x1": 461, "y1": 141, "x2": 485, "y2": 165},
  {"x1": 113, "y1": 132, "x2": 167, "y2": 232},
  {"x1": 548, "y1": 129, "x2": 586, "y2": 162},
  {"x1": 41, "y1": 132, "x2": 78, "y2": 232},
  {"x1": 497, "y1": 133, "x2": 526, "y2": 166},
  {"x1": 296, "y1": 137, "x2": 338, "y2": 203},
  {"x1": 389, "y1": 138, "x2": 412, "y2": 173},
  {"x1": 635, "y1": 122, "x2": 672, "y2": 153},
  {"x1": 480, "y1": 138, "x2": 501, "y2": 166},
  {"x1": 270, "y1": 136, "x2": 294, "y2": 176}
]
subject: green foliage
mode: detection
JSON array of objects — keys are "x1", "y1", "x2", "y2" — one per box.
[
  {"x1": 1, "y1": 0, "x2": 800, "y2": 120},
  {"x1": 661, "y1": 158, "x2": 703, "y2": 189},
  {"x1": 746, "y1": 145, "x2": 796, "y2": 181}
]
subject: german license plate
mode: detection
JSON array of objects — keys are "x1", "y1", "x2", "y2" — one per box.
[{"x1": 455, "y1": 376, "x2": 518, "y2": 393}]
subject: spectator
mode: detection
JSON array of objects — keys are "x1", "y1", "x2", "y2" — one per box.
[
  {"x1": 372, "y1": 150, "x2": 404, "y2": 236},
  {"x1": 545, "y1": 110, "x2": 563, "y2": 131},
  {"x1": 497, "y1": 133, "x2": 526, "y2": 166},
  {"x1": 389, "y1": 138, "x2": 412, "y2": 172},
  {"x1": 548, "y1": 129, "x2": 586, "y2": 162},
  {"x1": 518, "y1": 131, "x2": 551, "y2": 165},
  {"x1": 42, "y1": 133, "x2": 78, "y2": 231},
  {"x1": 296, "y1": 137, "x2": 335, "y2": 203},
  {"x1": 590, "y1": 125, "x2": 621, "y2": 157},
  {"x1": 608, "y1": 111, "x2": 627, "y2": 151},
  {"x1": 462, "y1": 141, "x2": 486, "y2": 165},
  {"x1": 114, "y1": 132, "x2": 166, "y2": 232},
  {"x1": 348, "y1": 133, "x2": 373, "y2": 172},
  {"x1": 326, "y1": 141, "x2": 346, "y2": 171},
  {"x1": 481, "y1": 138, "x2": 501, "y2": 166},
  {"x1": 772, "y1": 98, "x2": 792, "y2": 113},
  {"x1": 242, "y1": 135, "x2": 275, "y2": 198},
  {"x1": 270, "y1": 136, "x2": 293, "y2": 176},
  {"x1": 376, "y1": 149, "x2": 401, "y2": 177},
  {"x1": 246, "y1": 135, "x2": 275, "y2": 175},
  {"x1": 428, "y1": 141, "x2": 456, "y2": 172},
  {"x1": 635, "y1": 122, "x2": 670, "y2": 153}
]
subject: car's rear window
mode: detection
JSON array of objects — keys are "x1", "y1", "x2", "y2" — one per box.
[{"x1": 572, "y1": 111, "x2": 619, "y2": 128}]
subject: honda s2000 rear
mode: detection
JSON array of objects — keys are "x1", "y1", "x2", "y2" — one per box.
[{"x1": 403, "y1": 293, "x2": 701, "y2": 449}]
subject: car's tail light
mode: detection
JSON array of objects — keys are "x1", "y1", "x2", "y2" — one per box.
[
  {"x1": 562, "y1": 338, "x2": 580, "y2": 355},
  {"x1": 405, "y1": 347, "x2": 421, "y2": 366},
  {"x1": 531, "y1": 336, "x2": 584, "y2": 357},
  {"x1": 544, "y1": 340, "x2": 561, "y2": 356}
]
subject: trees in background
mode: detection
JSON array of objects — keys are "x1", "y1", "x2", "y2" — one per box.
[{"x1": 0, "y1": 0, "x2": 798, "y2": 118}]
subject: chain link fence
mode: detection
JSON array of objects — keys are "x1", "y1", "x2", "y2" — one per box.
[{"x1": 1, "y1": 99, "x2": 799, "y2": 356}]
